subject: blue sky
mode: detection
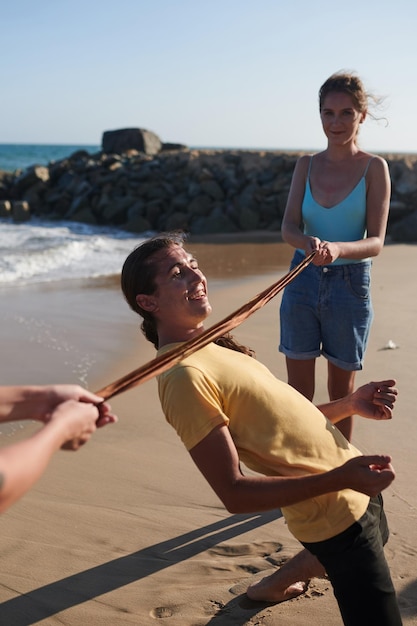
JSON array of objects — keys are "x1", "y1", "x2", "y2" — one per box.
[{"x1": 2, "y1": 0, "x2": 416, "y2": 153}]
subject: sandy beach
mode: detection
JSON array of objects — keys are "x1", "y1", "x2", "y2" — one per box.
[{"x1": 0, "y1": 237, "x2": 416, "y2": 625}]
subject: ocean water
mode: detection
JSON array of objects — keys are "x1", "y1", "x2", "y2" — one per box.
[
  {"x1": 0, "y1": 143, "x2": 100, "y2": 172},
  {"x1": 0, "y1": 145, "x2": 153, "y2": 438},
  {"x1": 0, "y1": 144, "x2": 153, "y2": 287},
  {"x1": 0, "y1": 219, "x2": 150, "y2": 287}
]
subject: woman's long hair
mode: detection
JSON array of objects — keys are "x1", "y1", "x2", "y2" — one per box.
[
  {"x1": 319, "y1": 71, "x2": 387, "y2": 125},
  {"x1": 121, "y1": 231, "x2": 255, "y2": 357}
]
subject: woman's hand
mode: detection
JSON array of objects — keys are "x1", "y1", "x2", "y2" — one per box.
[{"x1": 310, "y1": 240, "x2": 340, "y2": 265}]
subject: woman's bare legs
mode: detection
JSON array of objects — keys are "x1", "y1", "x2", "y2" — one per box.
[
  {"x1": 286, "y1": 358, "x2": 356, "y2": 441},
  {"x1": 327, "y1": 363, "x2": 356, "y2": 441},
  {"x1": 247, "y1": 548, "x2": 325, "y2": 603},
  {"x1": 285, "y1": 357, "x2": 316, "y2": 401}
]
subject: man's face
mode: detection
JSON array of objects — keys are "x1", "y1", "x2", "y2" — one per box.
[{"x1": 140, "y1": 245, "x2": 212, "y2": 332}]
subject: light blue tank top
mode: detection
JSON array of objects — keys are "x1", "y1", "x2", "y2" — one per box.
[{"x1": 300, "y1": 157, "x2": 373, "y2": 265}]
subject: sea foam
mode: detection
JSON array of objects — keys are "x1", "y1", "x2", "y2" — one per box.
[{"x1": 0, "y1": 219, "x2": 148, "y2": 286}]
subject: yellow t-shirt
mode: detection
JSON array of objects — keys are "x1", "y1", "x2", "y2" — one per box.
[{"x1": 157, "y1": 342, "x2": 369, "y2": 543}]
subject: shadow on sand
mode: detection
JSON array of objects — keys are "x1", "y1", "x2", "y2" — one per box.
[{"x1": 0, "y1": 510, "x2": 282, "y2": 625}]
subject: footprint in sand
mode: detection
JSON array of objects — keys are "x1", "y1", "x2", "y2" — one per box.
[
  {"x1": 208, "y1": 541, "x2": 330, "y2": 601},
  {"x1": 208, "y1": 540, "x2": 283, "y2": 558},
  {"x1": 206, "y1": 541, "x2": 286, "y2": 595},
  {"x1": 202, "y1": 599, "x2": 228, "y2": 618},
  {"x1": 150, "y1": 600, "x2": 228, "y2": 620},
  {"x1": 150, "y1": 606, "x2": 174, "y2": 619}
]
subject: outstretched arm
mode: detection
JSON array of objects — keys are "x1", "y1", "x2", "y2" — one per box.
[
  {"x1": 0, "y1": 400, "x2": 99, "y2": 512},
  {"x1": 0, "y1": 385, "x2": 118, "y2": 513},
  {"x1": 317, "y1": 380, "x2": 398, "y2": 424},
  {"x1": 0, "y1": 385, "x2": 116, "y2": 428},
  {"x1": 189, "y1": 424, "x2": 395, "y2": 514}
]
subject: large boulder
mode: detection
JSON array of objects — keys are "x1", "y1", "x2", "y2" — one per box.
[
  {"x1": 13, "y1": 165, "x2": 49, "y2": 193},
  {"x1": 102, "y1": 128, "x2": 162, "y2": 156}
]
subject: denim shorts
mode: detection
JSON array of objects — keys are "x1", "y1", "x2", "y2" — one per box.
[{"x1": 279, "y1": 250, "x2": 374, "y2": 371}]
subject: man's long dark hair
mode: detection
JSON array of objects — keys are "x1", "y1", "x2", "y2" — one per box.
[{"x1": 121, "y1": 231, "x2": 255, "y2": 357}]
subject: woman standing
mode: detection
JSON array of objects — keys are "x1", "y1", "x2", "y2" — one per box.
[{"x1": 279, "y1": 71, "x2": 391, "y2": 440}]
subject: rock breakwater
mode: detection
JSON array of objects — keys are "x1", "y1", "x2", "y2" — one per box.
[{"x1": 1, "y1": 146, "x2": 417, "y2": 241}]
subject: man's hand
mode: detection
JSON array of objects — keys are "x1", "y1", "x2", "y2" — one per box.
[
  {"x1": 351, "y1": 380, "x2": 398, "y2": 420},
  {"x1": 336, "y1": 454, "x2": 395, "y2": 497}
]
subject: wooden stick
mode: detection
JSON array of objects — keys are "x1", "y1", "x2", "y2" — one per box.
[{"x1": 96, "y1": 251, "x2": 316, "y2": 400}]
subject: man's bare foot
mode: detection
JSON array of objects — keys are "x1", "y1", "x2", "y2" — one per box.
[
  {"x1": 247, "y1": 573, "x2": 308, "y2": 603},
  {"x1": 246, "y1": 548, "x2": 325, "y2": 603}
]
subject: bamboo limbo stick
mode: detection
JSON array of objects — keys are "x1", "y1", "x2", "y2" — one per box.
[{"x1": 96, "y1": 251, "x2": 316, "y2": 401}]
